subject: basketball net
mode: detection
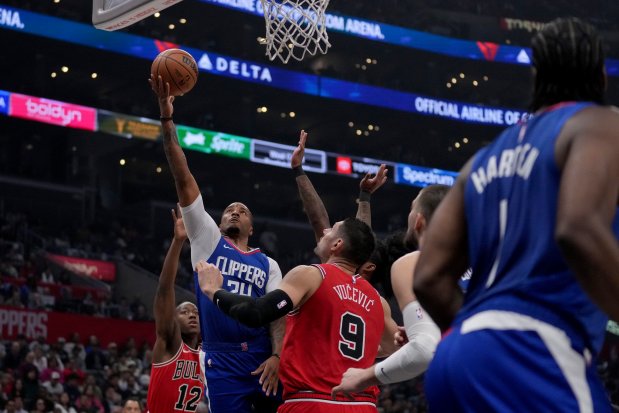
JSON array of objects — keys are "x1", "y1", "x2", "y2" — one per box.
[{"x1": 258, "y1": 0, "x2": 331, "y2": 64}]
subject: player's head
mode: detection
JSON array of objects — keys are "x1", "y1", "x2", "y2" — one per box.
[
  {"x1": 220, "y1": 202, "x2": 253, "y2": 239},
  {"x1": 359, "y1": 232, "x2": 410, "y2": 296},
  {"x1": 530, "y1": 17, "x2": 606, "y2": 112},
  {"x1": 315, "y1": 217, "x2": 375, "y2": 267},
  {"x1": 122, "y1": 399, "x2": 141, "y2": 413},
  {"x1": 406, "y1": 185, "x2": 451, "y2": 248},
  {"x1": 176, "y1": 302, "x2": 199, "y2": 337}
]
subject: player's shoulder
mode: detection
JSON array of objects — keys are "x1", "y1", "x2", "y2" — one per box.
[{"x1": 392, "y1": 251, "x2": 420, "y2": 271}]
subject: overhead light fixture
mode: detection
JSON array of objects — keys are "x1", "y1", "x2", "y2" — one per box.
[
  {"x1": 168, "y1": 24, "x2": 175, "y2": 29},
  {"x1": 289, "y1": 112, "x2": 296, "y2": 118},
  {"x1": 446, "y1": 83, "x2": 452, "y2": 88},
  {"x1": 179, "y1": 18, "x2": 187, "y2": 24},
  {"x1": 463, "y1": 137, "x2": 469, "y2": 143},
  {"x1": 156, "y1": 166, "x2": 162, "y2": 173},
  {"x1": 451, "y1": 78, "x2": 457, "y2": 84},
  {"x1": 50, "y1": 72, "x2": 57, "y2": 78},
  {"x1": 363, "y1": 131, "x2": 369, "y2": 136},
  {"x1": 154, "y1": 12, "x2": 160, "y2": 17},
  {"x1": 459, "y1": 73, "x2": 465, "y2": 78},
  {"x1": 483, "y1": 75, "x2": 489, "y2": 81},
  {"x1": 366, "y1": 58, "x2": 372, "y2": 64},
  {"x1": 355, "y1": 129, "x2": 362, "y2": 136},
  {"x1": 473, "y1": 80, "x2": 478, "y2": 86},
  {"x1": 61, "y1": 66, "x2": 69, "y2": 73},
  {"x1": 455, "y1": 142, "x2": 461, "y2": 148},
  {"x1": 119, "y1": 159, "x2": 126, "y2": 166},
  {"x1": 368, "y1": 125, "x2": 374, "y2": 130},
  {"x1": 348, "y1": 122, "x2": 354, "y2": 127},
  {"x1": 91, "y1": 73, "x2": 98, "y2": 79}
]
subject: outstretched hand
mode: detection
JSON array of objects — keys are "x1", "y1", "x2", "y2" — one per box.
[
  {"x1": 171, "y1": 205, "x2": 187, "y2": 242},
  {"x1": 251, "y1": 355, "x2": 280, "y2": 397},
  {"x1": 331, "y1": 367, "x2": 374, "y2": 400},
  {"x1": 290, "y1": 130, "x2": 308, "y2": 169},
  {"x1": 394, "y1": 326, "x2": 408, "y2": 347},
  {"x1": 196, "y1": 260, "x2": 223, "y2": 300},
  {"x1": 359, "y1": 164, "x2": 388, "y2": 194},
  {"x1": 148, "y1": 74, "x2": 174, "y2": 118}
]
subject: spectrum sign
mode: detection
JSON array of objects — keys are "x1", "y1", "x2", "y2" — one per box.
[
  {"x1": 9, "y1": 94, "x2": 97, "y2": 131},
  {"x1": 395, "y1": 164, "x2": 459, "y2": 188}
]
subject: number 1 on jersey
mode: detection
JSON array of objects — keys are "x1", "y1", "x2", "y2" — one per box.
[{"x1": 486, "y1": 199, "x2": 508, "y2": 288}]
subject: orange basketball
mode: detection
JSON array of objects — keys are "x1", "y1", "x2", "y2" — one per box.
[{"x1": 151, "y1": 49, "x2": 198, "y2": 96}]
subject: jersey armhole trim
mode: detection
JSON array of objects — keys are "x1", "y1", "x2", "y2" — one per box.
[
  {"x1": 151, "y1": 343, "x2": 184, "y2": 368},
  {"x1": 310, "y1": 264, "x2": 326, "y2": 279}
]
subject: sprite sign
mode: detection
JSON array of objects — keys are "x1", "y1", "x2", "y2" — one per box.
[{"x1": 177, "y1": 125, "x2": 251, "y2": 160}]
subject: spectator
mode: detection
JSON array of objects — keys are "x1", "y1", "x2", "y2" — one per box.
[
  {"x1": 42, "y1": 372, "x2": 63, "y2": 397},
  {"x1": 54, "y1": 392, "x2": 77, "y2": 413},
  {"x1": 20, "y1": 369, "x2": 38, "y2": 410},
  {"x1": 17, "y1": 354, "x2": 36, "y2": 380},
  {"x1": 121, "y1": 399, "x2": 140, "y2": 413},
  {"x1": 85, "y1": 338, "x2": 106, "y2": 371},
  {"x1": 76, "y1": 385, "x2": 104, "y2": 413},
  {"x1": 40, "y1": 355, "x2": 63, "y2": 383},
  {"x1": 61, "y1": 361, "x2": 84, "y2": 387},
  {"x1": 63, "y1": 335, "x2": 85, "y2": 362},
  {"x1": 62, "y1": 375, "x2": 80, "y2": 404},
  {"x1": 11, "y1": 398, "x2": 26, "y2": 413},
  {"x1": 51, "y1": 339, "x2": 68, "y2": 366},
  {"x1": 31, "y1": 347, "x2": 47, "y2": 373},
  {"x1": 104, "y1": 344, "x2": 118, "y2": 368},
  {"x1": 3, "y1": 343, "x2": 23, "y2": 371},
  {"x1": 102, "y1": 387, "x2": 121, "y2": 413},
  {"x1": 40, "y1": 268, "x2": 55, "y2": 284},
  {"x1": 31, "y1": 398, "x2": 49, "y2": 413}
]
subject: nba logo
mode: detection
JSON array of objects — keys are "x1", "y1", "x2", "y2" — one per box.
[
  {"x1": 416, "y1": 307, "x2": 423, "y2": 320},
  {"x1": 241, "y1": 342, "x2": 248, "y2": 352}
]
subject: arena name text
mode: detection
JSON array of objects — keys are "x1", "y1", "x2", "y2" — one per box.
[
  {"x1": 0, "y1": 7, "x2": 24, "y2": 29},
  {"x1": 205, "y1": 0, "x2": 385, "y2": 39}
]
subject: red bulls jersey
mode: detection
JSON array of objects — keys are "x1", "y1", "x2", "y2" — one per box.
[
  {"x1": 280, "y1": 263, "x2": 384, "y2": 404},
  {"x1": 147, "y1": 342, "x2": 204, "y2": 413}
]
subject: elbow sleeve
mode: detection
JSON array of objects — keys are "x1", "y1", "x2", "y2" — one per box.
[{"x1": 215, "y1": 289, "x2": 293, "y2": 328}]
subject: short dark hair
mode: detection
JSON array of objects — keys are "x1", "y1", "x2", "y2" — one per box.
[
  {"x1": 530, "y1": 18, "x2": 606, "y2": 112},
  {"x1": 417, "y1": 185, "x2": 451, "y2": 222},
  {"x1": 123, "y1": 398, "x2": 142, "y2": 408},
  {"x1": 367, "y1": 232, "x2": 412, "y2": 297},
  {"x1": 337, "y1": 218, "x2": 376, "y2": 267}
]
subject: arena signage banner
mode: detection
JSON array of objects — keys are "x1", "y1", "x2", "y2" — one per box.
[
  {"x1": 197, "y1": 0, "x2": 619, "y2": 74},
  {"x1": 0, "y1": 90, "x2": 9, "y2": 115},
  {"x1": 98, "y1": 110, "x2": 161, "y2": 140},
  {"x1": 176, "y1": 125, "x2": 252, "y2": 159},
  {"x1": 47, "y1": 254, "x2": 116, "y2": 281},
  {"x1": 395, "y1": 164, "x2": 459, "y2": 188},
  {"x1": 251, "y1": 139, "x2": 326, "y2": 173},
  {"x1": 9, "y1": 94, "x2": 97, "y2": 131},
  {"x1": 0, "y1": 6, "x2": 534, "y2": 126},
  {"x1": 332, "y1": 155, "x2": 396, "y2": 178},
  {"x1": 0, "y1": 306, "x2": 154, "y2": 346}
]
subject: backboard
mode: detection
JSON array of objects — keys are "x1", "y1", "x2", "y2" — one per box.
[{"x1": 92, "y1": 0, "x2": 183, "y2": 31}]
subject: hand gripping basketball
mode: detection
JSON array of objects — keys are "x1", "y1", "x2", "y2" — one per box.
[{"x1": 148, "y1": 74, "x2": 174, "y2": 119}]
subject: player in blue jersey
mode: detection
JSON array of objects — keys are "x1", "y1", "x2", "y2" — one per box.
[
  {"x1": 150, "y1": 75, "x2": 284, "y2": 413},
  {"x1": 414, "y1": 18, "x2": 619, "y2": 412}
]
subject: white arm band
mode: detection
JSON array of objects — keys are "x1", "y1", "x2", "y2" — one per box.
[{"x1": 374, "y1": 300, "x2": 440, "y2": 384}]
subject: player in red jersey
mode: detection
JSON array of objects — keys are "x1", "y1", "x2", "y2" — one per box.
[
  {"x1": 197, "y1": 218, "x2": 398, "y2": 412},
  {"x1": 147, "y1": 207, "x2": 203, "y2": 413}
]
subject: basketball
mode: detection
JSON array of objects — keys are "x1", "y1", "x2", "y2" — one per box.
[{"x1": 151, "y1": 49, "x2": 199, "y2": 96}]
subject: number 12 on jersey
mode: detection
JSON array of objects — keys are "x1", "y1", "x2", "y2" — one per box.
[{"x1": 174, "y1": 384, "x2": 202, "y2": 412}]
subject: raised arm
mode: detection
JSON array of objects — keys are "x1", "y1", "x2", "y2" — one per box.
[
  {"x1": 152, "y1": 207, "x2": 186, "y2": 363},
  {"x1": 555, "y1": 108, "x2": 619, "y2": 320},
  {"x1": 356, "y1": 164, "x2": 388, "y2": 228},
  {"x1": 149, "y1": 74, "x2": 200, "y2": 207},
  {"x1": 291, "y1": 130, "x2": 330, "y2": 243}
]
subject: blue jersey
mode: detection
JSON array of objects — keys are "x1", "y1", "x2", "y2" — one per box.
[
  {"x1": 194, "y1": 237, "x2": 272, "y2": 345},
  {"x1": 459, "y1": 102, "x2": 609, "y2": 354}
]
